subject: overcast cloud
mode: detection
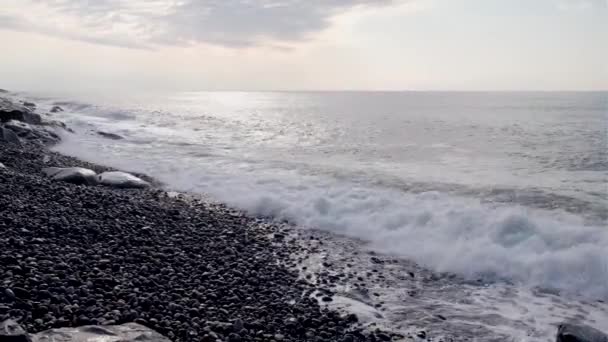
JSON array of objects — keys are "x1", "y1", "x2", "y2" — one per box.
[{"x1": 0, "y1": 0, "x2": 395, "y2": 49}]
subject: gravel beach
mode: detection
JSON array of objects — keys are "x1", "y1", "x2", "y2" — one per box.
[{"x1": 0, "y1": 105, "x2": 396, "y2": 341}]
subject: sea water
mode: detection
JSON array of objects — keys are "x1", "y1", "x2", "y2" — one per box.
[{"x1": 23, "y1": 91, "x2": 608, "y2": 340}]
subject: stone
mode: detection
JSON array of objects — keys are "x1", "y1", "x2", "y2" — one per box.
[
  {"x1": 3, "y1": 121, "x2": 61, "y2": 145},
  {"x1": 0, "y1": 162, "x2": 5, "y2": 169},
  {"x1": 4, "y1": 120, "x2": 32, "y2": 134},
  {"x1": 1, "y1": 127, "x2": 21, "y2": 145},
  {"x1": 97, "y1": 131, "x2": 124, "y2": 140},
  {"x1": 30, "y1": 323, "x2": 170, "y2": 342},
  {"x1": 50, "y1": 106, "x2": 63, "y2": 113},
  {"x1": 23, "y1": 102, "x2": 36, "y2": 108},
  {"x1": 0, "y1": 319, "x2": 31, "y2": 342},
  {"x1": 42, "y1": 167, "x2": 98, "y2": 185},
  {"x1": 557, "y1": 323, "x2": 608, "y2": 342},
  {"x1": 97, "y1": 171, "x2": 150, "y2": 189},
  {"x1": 0, "y1": 98, "x2": 41, "y2": 124}
]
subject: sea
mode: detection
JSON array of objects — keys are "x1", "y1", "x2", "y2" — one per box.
[{"x1": 18, "y1": 91, "x2": 608, "y2": 340}]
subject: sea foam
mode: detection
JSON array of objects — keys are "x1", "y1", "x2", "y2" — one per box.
[{"x1": 54, "y1": 135, "x2": 608, "y2": 300}]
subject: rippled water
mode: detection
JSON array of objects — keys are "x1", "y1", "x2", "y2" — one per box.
[{"x1": 19, "y1": 91, "x2": 608, "y2": 339}]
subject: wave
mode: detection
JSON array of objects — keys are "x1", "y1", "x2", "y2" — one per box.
[{"x1": 52, "y1": 135, "x2": 608, "y2": 300}]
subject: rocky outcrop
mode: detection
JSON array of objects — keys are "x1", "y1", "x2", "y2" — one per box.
[
  {"x1": 0, "y1": 98, "x2": 41, "y2": 125},
  {"x1": 42, "y1": 167, "x2": 98, "y2": 185},
  {"x1": 557, "y1": 323, "x2": 608, "y2": 342},
  {"x1": 97, "y1": 171, "x2": 150, "y2": 188},
  {"x1": 0, "y1": 97, "x2": 67, "y2": 145}
]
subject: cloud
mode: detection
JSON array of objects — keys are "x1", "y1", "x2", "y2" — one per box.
[{"x1": 0, "y1": 0, "x2": 396, "y2": 49}]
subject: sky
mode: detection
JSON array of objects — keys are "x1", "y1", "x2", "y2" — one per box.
[{"x1": 0, "y1": 0, "x2": 606, "y2": 92}]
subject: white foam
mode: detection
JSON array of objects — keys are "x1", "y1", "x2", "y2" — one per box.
[{"x1": 54, "y1": 132, "x2": 608, "y2": 301}]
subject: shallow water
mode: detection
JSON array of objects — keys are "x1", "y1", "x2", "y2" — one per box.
[{"x1": 17, "y1": 90, "x2": 608, "y2": 339}]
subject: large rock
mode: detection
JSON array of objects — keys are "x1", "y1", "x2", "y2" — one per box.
[
  {"x1": 0, "y1": 98, "x2": 42, "y2": 124},
  {"x1": 1, "y1": 127, "x2": 21, "y2": 145},
  {"x1": 97, "y1": 171, "x2": 150, "y2": 189},
  {"x1": 0, "y1": 319, "x2": 30, "y2": 342},
  {"x1": 30, "y1": 323, "x2": 170, "y2": 342},
  {"x1": 42, "y1": 167, "x2": 97, "y2": 185},
  {"x1": 3, "y1": 120, "x2": 61, "y2": 145},
  {"x1": 557, "y1": 323, "x2": 608, "y2": 342}
]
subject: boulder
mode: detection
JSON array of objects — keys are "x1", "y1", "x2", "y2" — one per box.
[
  {"x1": 2, "y1": 120, "x2": 61, "y2": 145},
  {"x1": 0, "y1": 89, "x2": 8, "y2": 93},
  {"x1": 0, "y1": 99, "x2": 41, "y2": 124},
  {"x1": 97, "y1": 171, "x2": 150, "y2": 189},
  {"x1": 22, "y1": 102, "x2": 36, "y2": 109},
  {"x1": 97, "y1": 131, "x2": 124, "y2": 140},
  {"x1": 50, "y1": 106, "x2": 63, "y2": 113},
  {"x1": 0, "y1": 127, "x2": 21, "y2": 145},
  {"x1": 0, "y1": 319, "x2": 31, "y2": 342},
  {"x1": 42, "y1": 167, "x2": 98, "y2": 185},
  {"x1": 557, "y1": 323, "x2": 608, "y2": 342},
  {"x1": 30, "y1": 323, "x2": 169, "y2": 342}
]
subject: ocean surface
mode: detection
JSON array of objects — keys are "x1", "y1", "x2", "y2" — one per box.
[{"x1": 21, "y1": 91, "x2": 608, "y2": 340}]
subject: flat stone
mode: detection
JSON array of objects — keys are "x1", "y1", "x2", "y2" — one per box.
[
  {"x1": 97, "y1": 171, "x2": 150, "y2": 189},
  {"x1": 30, "y1": 323, "x2": 170, "y2": 342},
  {"x1": 42, "y1": 167, "x2": 98, "y2": 185},
  {"x1": 0, "y1": 319, "x2": 31, "y2": 342}
]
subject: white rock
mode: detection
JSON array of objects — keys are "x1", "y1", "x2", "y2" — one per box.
[
  {"x1": 97, "y1": 171, "x2": 150, "y2": 189},
  {"x1": 42, "y1": 167, "x2": 97, "y2": 185},
  {"x1": 31, "y1": 323, "x2": 170, "y2": 342},
  {"x1": 0, "y1": 162, "x2": 5, "y2": 169}
]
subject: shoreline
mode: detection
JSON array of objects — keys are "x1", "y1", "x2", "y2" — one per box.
[
  {"x1": 2, "y1": 93, "x2": 607, "y2": 341},
  {"x1": 0, "y1": 95, "x2": 399, "y2": 341}
]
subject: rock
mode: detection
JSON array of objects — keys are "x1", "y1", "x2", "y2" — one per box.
[
  {"x1": 4, "y1": 120, "x2": 32, "y2": 134},
  {"x1": 3, "y1": 120, "x2": 61, "y2": 145},
  {"x1": 0, "y1": 162, "x2": 5, "y2": 169},
  {"x1": 30, "y1": 323, "x2": 170, "y2": 342},
  {"x1": 0, "y1": 89, "x2": 7, "y2": 93},
  {"x1": 97, "y1": 131, "x2": 124, "y2": 140},
  {"x1": 0, "y1": 319, "x2": 31, "y2": 342},
  {"x1": 1, "y1": 127, "x2": 21, "y2": 145},
  {"x1": 557, "y1": 323, "x2": 608, "y2": 342},
  {"x1": 50, "y1": 106, "x2": 63, "y2": 113},
  {"x1": 23, "y1": 102, "x2": 36, "y2": 109},
  {"x1": 42, "y1": 167, "x2": 98, "y2": 185},
  {"x1": 0, "y1": 98, "x2": 41, "y2": 124},
  {"x1": 97, "y1": 171, "x2": 150, "y2": 189}
]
